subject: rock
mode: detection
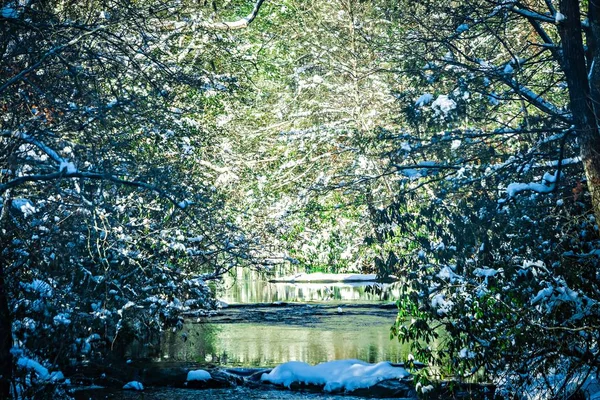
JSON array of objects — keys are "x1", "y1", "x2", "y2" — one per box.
[
  {"x1": 434, "y1": 381, "x2": 497, "y2": 399},
  {"x1": 348, "y1": 378, "x2": 417, "y2": 398},
  {"x1": 184, "y1": 368, "x2": 243, "y2": 389},
  {"x1": 210, "y1": 369, "x2": 244, "y2": 386},
  {"x1": 140, "y1": 367, "x2": 188, "y2": 387},
  {"x1": 258, "y1": 376, "x2": 417, "y2": 398},
  {"x1": 245, "y1": 369, "x2": 272, "y2": 382},
  {"x1": 225, "y1": 367, "x2": 271, "y2": 378}
]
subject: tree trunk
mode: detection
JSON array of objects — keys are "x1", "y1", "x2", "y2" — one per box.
[
  {"x1": 0, "y1": 263, "x2": 12, "y2": 399},
  {"x1": 0, "y1": 195, "x2": 13, "y2": 398},
  {"x1": 558, "y1": 0, "x2": 600, "y2": 222}
]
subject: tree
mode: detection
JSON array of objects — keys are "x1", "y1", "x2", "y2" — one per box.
[
  {"x1": 0, "y1": 0, "x2": 265, "y2": 396},
  {"x1": 376, "y1": 0, "x2": 600, "y2": 396},
  {"x1": 218, "y1": 0, "x2": 408, "y2": 273}
]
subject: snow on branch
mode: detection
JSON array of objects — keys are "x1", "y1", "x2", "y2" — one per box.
[
  {"x1": 0, "y1": 170, "x2": 188, "y2": 212},
  {"x1": 5, "y1": 131, "x2": 64, "y2": 164},
  {"x1": 508, "y1": 6, "x2": 555, "y2": 24},
  {"x1": 506, "y1": 171, "x2": 559, "y2": 197}
]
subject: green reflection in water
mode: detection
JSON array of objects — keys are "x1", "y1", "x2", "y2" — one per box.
[{"x1": 159, "y1": 311, "x2": 423, "y2": 367}]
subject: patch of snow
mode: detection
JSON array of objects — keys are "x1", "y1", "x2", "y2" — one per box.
[
  {"x1": 1, "y1": 5, "x2": 18, "y2": 18},
  {"x1": 474, "y1": 268, "x2": 499, "y2": 278},
  {"x1": 542, "y1": 171, "x2": 559, "y2": 183},
  {"x1": 506, "y1": 172, "x2": 556, "y2": 197},
  {"x1": 187, "y1": 369, "x2": 211, "y2": 381},
  {"x1": 17, "y1": 357, "x2": 49, "y2": 380},
  {"x1": 531, "y1": 287, "x2": 553, "y2": 305},
  {"x1": 555, "y1": 12, "x2": 566, "y2": 23},
  {"x1": 50, "y1": 371, "x2": 65, "y2": 382},
  {"x1": 437, "y1": 265, "x2": 462, "y2": 282},
  {"x1": 12, "y1": 198, "x2": 36, "y2": 217},
  {"x1": 415, "y1": 93, "x2": 433, "y2": 107},
  {"x1": 400, "y1": 168, "x2": 421, "y2": 179},
  {"x1": 456, "y1": 24, "x2": 469, "y2": 33},
  {"x1": 459, "y1": 348, "x2": 475, "y2": 359},
  {"x1": 53, "y1": 314, "x2": 71, "y2": 326},
  {"x1": 123, "y1": 381, "x2": 144, "y2": 390},
  {"x1": 59, "y1": 160, "x2": 77, "y2": 174},
  {"x1": 431, "y1": 293, "x2": 454, "y2": 315},
  {"x1": 503, "y1": 63, "x2": 514, "y2": 75},
  {"x1": 260, "y1": 359, "x2": 410, "y2": 393},
  {"x1": 272, "y1": 273, "x2": 392, "y2": 283},
  {"x1": 22, "y1": 279, "x2": 53, "y2": 297},
  {"x1": 431, "y1": 95, "x2": 456, "y2": 116}
]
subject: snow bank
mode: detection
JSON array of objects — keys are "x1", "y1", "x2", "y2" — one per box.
[
  {"x1": 260, "y1": 359, "x2": 410, "y2": 393},
  {"x1": 187, "y1": 369, "x2": 211, "y2": 381},
  {"x1": 271, "y1": 273, "x2": 394, "y2": 283}
]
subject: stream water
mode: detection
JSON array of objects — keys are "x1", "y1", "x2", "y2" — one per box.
[
  {"x1": 150, "y1": 270, "x2": 415, "y2": 366},
  {"x1": 158, "y1": 304, "x2": 409, "y2": 366},
  {"x1": 93, "y1": 271, "x2": 426, "y2": 399}
]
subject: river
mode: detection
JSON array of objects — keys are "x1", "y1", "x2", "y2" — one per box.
[{"x1": 78, "y1": 271, "x2": 425, "y2": 399}]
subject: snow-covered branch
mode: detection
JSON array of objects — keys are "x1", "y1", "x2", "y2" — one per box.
[{"x1": 0, "y1": 170, "x2": 187, "y2": 211}]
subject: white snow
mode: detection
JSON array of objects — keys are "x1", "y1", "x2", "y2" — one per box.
[
  {"x1": 59, "y1": 160, "x2": 77, "y2": 174},
  {"x1": 473, "y1": 268, "x2": 499, "y2": 278},
  {"x1": 260, "y1": 359, "x2": 410, "y2": 393},
  {"x1": 555, "y1": 12, "x2": 566, "y2": 23},
  {"x1": 22, "y1": 279, "x2": 53, "y2": 297},
  {"x1": 431, "y1": 95, "x2": 456, "y2": 116},
  {"x1": 459, "y1": 348, "x2": 475, "y2": 359},
  {"x1": 187, "y1": 369, "x2": 211, "y2": 381},
  {"x1": 506, "y1": 172, "x2": 558, "y2": 198},
  {"x1": 16, "y1": 357, "x2": 62, "y2": 381},
  {"x1": 53, "y1": 314, "x2": 71, "y2": 326},
  {"x1": 400, "y1": 168, "x2": 421, "y2": 179},
  {"x1": 123, "y1": 381, "x2": 144, "y2": 390},
  {"x1": 271, "y1": 273, "x2": 392, "y2": 283},
  {"x1": 531, "y1": 287, "x2": 553, "y2": 305},
  {"x1": 431, "y1": 293, "x2": 454, "y2": 315},
  {"x1": 456, "y1": 24, "x2": 469, "y2": 33},
  {"x1": 1, "y1": 5, "x2": 18, "y2": 18},
  {"x1": 11, "y1": 198, "x2": 36, "y2": 217},
  {"x1": 415, "y1": 93, "x2": 433, "y2": 107},
  {"x1": 17, "y1": 357, "x2": 49, "y2": 379},
  {"x1": 437, "y1": 265, "x2": 462, "y2": 282}
]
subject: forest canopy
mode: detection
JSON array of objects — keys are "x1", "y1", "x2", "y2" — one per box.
[{"x1": 1, "y1": 0, "x2": 599, "y2": 398}]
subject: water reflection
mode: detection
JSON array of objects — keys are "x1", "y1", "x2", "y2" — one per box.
[
  {"x1": 219, "y1": 269, "x2": 400, "y2": 304},
  {"x1": 156, "y1": 306, "x2": 421, "y2": 367}
]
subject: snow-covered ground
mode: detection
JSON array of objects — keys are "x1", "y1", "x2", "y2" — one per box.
[{"x1": 260, "y1": 359, "x2": 410, "y2": 393}]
